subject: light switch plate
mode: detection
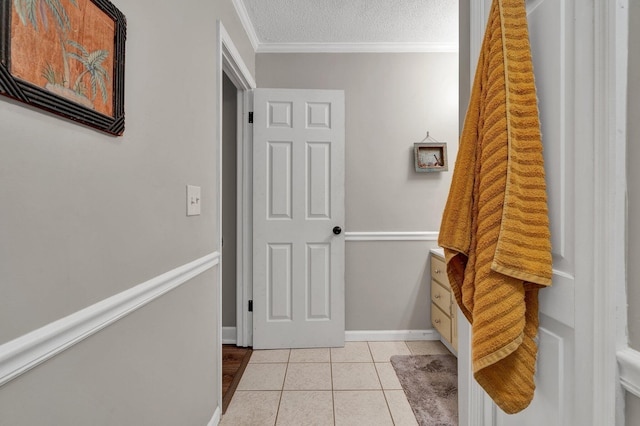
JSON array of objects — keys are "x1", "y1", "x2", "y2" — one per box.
[{"x1": 187, "y1": 185, "x2": 201, "y2": 216}]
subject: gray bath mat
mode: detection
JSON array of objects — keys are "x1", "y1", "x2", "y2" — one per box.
[{"x1": 390, "y1": 354, "x2": 458, "y2": 426}]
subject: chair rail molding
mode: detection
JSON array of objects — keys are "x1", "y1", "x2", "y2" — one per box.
[
  {"x1": 0, "y1": 252, "x2": 219, "y2": 387},
  {"x1": 345, "y1": 231, "x2": 439, "y2": 242},
  {"x1": 618, "y1": 348, "x2": 640, "y2": 399}
]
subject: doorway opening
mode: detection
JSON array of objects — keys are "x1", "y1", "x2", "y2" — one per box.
[
  {"x1": 220, "y1": 71, "x2": 250, "y2": 413},
  {"x1": 221, "y1": 72, "x2": 238, "y2": 344},
  {"x1": 215, "y1": 20, "x2": 256, "y2": 413}
]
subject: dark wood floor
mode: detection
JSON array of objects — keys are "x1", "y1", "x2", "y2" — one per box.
[{"x1": 222, "y1": 345, "x2": 252, "y2": 414}]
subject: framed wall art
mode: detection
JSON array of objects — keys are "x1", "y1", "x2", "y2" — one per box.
[
  {"x1": 0, "y1": 0, "x2": 126, "y2": 135},
  {"x1": 414, "y1": 142, "x2": 448, "y2": 172}
]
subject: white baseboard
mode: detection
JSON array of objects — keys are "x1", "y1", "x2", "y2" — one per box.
[
  {"x1": 0, "y1": 252, "x2": 220, "y2": 387},
  {"x1": 207, "y1": 406, "x2": 221, "y2": 426},
  {"x1": 345, "y1": 329, "x2": 440, "y2": 342},
  {"x1": 222, "y1": 327, "x2": 237, "y2": 344},
  {"x1": 440, "y1": 337, "x2": 458, "y2": 356},
  {"x1": 618, "y1": 347, "x2": 640, "y2": 398}
]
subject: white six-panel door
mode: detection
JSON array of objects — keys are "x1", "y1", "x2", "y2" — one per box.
[
  {"x1": 499, "y1": 1, "x2": 577, "y2": 424},
  {"x1": 496, "y1": 0, "x2": 576, "y2": 424},
  {"x1": 463, "y1": 0, "x2": 581, "y2": 424},
  {"x1": 252, "y1": 89, "x2": 345, "y2": 349}
]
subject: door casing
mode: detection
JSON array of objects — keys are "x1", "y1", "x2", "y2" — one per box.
[{"x1": 215, "y1": 20, "x2": 256, "y2": 413}]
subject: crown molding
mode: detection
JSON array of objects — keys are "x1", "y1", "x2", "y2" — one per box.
[
  {"x1": 231, "y1": 0, "x2": 458, "y2": 54},
  {"x1": 256, "y1": 42, "x2": 458, "y2": 54},
  {"x1": 230, "y1": 0, "x2": 260, "y2": 51}
]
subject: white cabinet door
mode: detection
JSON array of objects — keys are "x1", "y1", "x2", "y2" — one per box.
[{"x1": 252, "y1": 88, "x2": 345, "y2": 349}]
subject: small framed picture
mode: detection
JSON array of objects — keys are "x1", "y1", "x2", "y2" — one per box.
[{"x1": 414, "y1": 142, "x2": 448, "y2": 172}]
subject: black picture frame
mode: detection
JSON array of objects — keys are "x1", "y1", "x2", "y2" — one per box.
[{"x1": 0, "y1": 0, "x2": 126, "y2": 136}]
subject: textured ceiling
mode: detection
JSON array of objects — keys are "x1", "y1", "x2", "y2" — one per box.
[{"x1": 237, "y1": 0, "x2": 458, "y2": 51}]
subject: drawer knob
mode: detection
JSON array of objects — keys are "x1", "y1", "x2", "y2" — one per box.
[
  {"x1": 435, "y1": 294, "x2": 441, "y2": 300},
  {"x1": 434, "y1": 269, "x2": 441, "y2": 274},
  {"x1": 434, "y1": 319, "x2": 441, "y2": 324}
]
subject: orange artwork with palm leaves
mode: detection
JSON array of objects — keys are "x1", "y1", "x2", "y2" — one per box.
[{"x1": 10, "y1": 0, "x2": 115, "y2": 117}]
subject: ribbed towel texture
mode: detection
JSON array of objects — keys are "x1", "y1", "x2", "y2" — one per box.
[{"x1": 438, "y1": 0, "x2": 552, "y2": 414}]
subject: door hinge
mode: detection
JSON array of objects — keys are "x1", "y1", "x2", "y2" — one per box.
[
  {"x1": 248, "y1": 300, "x2": 253, "y2": 312},
  {"x1": 248, "y1": 112, "x2": 253, "y2": 124}
]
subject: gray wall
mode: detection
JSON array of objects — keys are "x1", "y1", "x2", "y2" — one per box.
[
  {"x1": 0, "y1": 0, "x2": 254, "y2": 423},
  {"x1": 627, "y1": 0, "x2": 640, "y2": 424},
  {"x1": 257, "y1": 53, "x2": 458, "y2": 330},
  {"x1": 628, "y1": 393, "x2": 640, "y2": 426},
  {"x1": 222, "y1": 73, "x2": 238, "y2": 327}
]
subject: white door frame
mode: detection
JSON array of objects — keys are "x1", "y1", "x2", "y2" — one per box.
[
  {"x1": 215, "y1": 20, "x2": 256, "y2": 412},
  {"x1": 463, "y1": 1, "x2": 627, "y2": 425}
]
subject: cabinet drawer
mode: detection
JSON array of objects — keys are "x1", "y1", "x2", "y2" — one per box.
[
  {"x1": 451, "y1": 304, "x2": 458, "y2": 352},
  {"x1": 431, "y1": 279, "x2": 451, "y2": 314},
  {"x1": 431, "y1": 303, "x2": 451, "y2": 342},
  {"x1": 431, "y1": 255, "x2": 449, "y2": 287}
]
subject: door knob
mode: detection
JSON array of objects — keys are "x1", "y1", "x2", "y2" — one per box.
[{"x1": 333, "y1": 226, "x2": 342, "y2": 235}]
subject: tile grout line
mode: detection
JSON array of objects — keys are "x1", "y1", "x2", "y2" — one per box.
[
  {"x1": 272, "y1": 350, "x2": 290, "y2": 426},
  {"x1": 364, "y1": 341, "x2": 390, "y2": 424},
  {"x1": 374, "y1": 342, "x2": 397, "y2": 426},
  {"x1": 366, "y1": 341, "x2": 375, "y2": 363},
  {"x1": 330, "y1": 346, "x2": 336, "y2": 425}
]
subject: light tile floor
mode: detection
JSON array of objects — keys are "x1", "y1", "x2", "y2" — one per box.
[{"x1": 221, "y1": 340, "x2": 452, "y2": 426}]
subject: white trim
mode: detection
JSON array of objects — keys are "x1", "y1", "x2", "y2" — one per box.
[
  {"x1": 216, "y1": 20, "x2": 257, "y2": 415},
  {"x1": 229, "y1": 0, "x2": 455, "y2": 54},
  {"x1": 440, "y1": 336, "x2": 457, "y2": 357},
  {"x1": 462, "y1": 320, "x2": 486, "y2": 426},
  {"x1": 0, "y1": 252, "x2": 219, "y2": 387},
  {"x1": 345, "y1": 329, "x2": 439, "y2": 342},
  {"x1": 614, "y1": 1, "x2": 630, "y2": 425},
  {"x1": 215, "y1": 21, "x2": 224, "y2": 418},
  {"x1": 238, "y1": 89, "x2": 254, "y2": 348},
  {"x1": 222, "y1": 327, "x2": 237, "y2": 345},
  {"x1": 469, "y1": 0, "x2": 488, "y2": 70},
  {"x1": 466, "y1": 2, "x2": 489, "y2": 425},
  {"x1": 256, "y1": 42, "x2": 458, "y2": 54},
  {"x1": 345, "y1": 231, "x2": 439, "y2": 242},
  {"x1": 618, "y1": 348, "x2": 640, "y2": 399},
  {"x1": 207, "y1": 406, "x2": 222, "y2": 426},
  {"x1": 217, "y1": 21, "x2": 256, "y2": 352},
  {"x1": 229, "y1": 0, "x2": 259, "y2": 51},
  {"x1": 591, "y1": 0, "x2": 626, "y2": 424},
  {"x1": 219, "y1": 25, "x2": 257, "y2": 90},
  {"x1": 235, "y1": 89, "x2": 245, "y2": 344}
]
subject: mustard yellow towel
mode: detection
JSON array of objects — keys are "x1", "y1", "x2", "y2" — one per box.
[{"x1": 438, "y1": 0, "x2": 552, "y2": 414}]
